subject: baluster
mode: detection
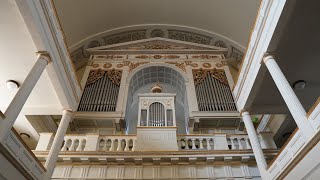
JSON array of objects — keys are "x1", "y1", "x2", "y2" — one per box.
[
  {"x1": 117, "y1": 139, "x2": 122, "y2": 151},
  {"x1": 238, "y1": 138, "x2": 244, "y2": 149},
  {"x1": 206, "y1": 139, "x2": 212, "y2": 150},
  {"x1": 185, "y1": 139, "x2": 190, "y2": 149},
  {"x1": 191, "y1": 139, "x2": 196, "y2": 150},
  {"x1": 76, "y1": 139, "x2": 84, "y2": 151},
  {"x1": 245, "y1": 138, "x2": 252, "y2": 149},
  {"x1": 230, "y1": 138, "x2": 236, "y2": 150},
  {"x1": 199, "y1": 139, "x2": 204, "y2": 149},
  {"x1": 177, "y1": 139, "x2": 181, "y2": 150},
  {"x1": 124, "y1": 139, "x2": 130, "y2": 151},
  {"x1": 69, "y1": 139, "x2": 76, "y2": 151},
  {"x1": 61, "y1": 138, "x2": 68, "y2": 151},
  {"x1": 102, "y1": 139, "x2": 108, "y2": 151},
  {"x1": 132, "y1": 139, "x2": 136, "y2": 151},
  {"x1": 109, "y1": 139, "x2": 115, "y2": 151}
]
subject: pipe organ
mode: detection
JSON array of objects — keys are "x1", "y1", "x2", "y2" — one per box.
[
  {"x1": 138, "y1": 92, "x2": 176, "y2": 127},
  {"x1": 78, "y1": 68, "x2": 122, "y2": 112},
  {"x1": 193, "y1": 68, "x2": 237, "y2": 111}
]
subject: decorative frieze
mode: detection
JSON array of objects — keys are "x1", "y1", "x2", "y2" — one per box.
[
  {"x1": 135, "y1": 54, "x2": 180, "y2": 59},
  {"x1": 191, "y1": 55, "x2": 218, "y2": 59},
  {"x1": 168, "y1": 30, "x2": 211, "y2": 45},
  {"x1": 230, "y1": 46, "x2": 244, "y2": 63},
  {"x1": 202, "y1": 63, "x2": 212, "y2": 68},
  {"x1": 103, "y1": 30, "x2": 147, "y2": 45},
  {"x1": 96, "y1": 55, "x2": 124, "y2": 59}
]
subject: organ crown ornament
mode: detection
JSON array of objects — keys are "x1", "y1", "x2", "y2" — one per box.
[{"x1": 151, "y1": 82, "x2": 162, "y2": 93}]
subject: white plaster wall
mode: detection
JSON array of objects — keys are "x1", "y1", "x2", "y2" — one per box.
[{"x1": 53, "y1": 164, "x2": 261, "y2": 179}]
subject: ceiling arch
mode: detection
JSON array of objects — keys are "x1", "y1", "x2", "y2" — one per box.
[
  {"x1": 70, "y1": 25, "x2": 246, "y2": 69},
  {"x1": 53, "y1": 0, "x2": 260, "y2": 47},
  {"x1": 53, "y1": 0, "x2": 261, "y2": 68}
]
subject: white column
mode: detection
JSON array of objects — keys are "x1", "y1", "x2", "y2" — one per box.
[
  {"x1": 45, "y1": 110, "x2": 73, "y2": 179},
  {"x1": 263, "y1": 56, "x2": 315, "y2": 139},
  {"x1": 242, "y1": 111, "x2": 267, "y2": 176},
  {"x1": 0, "y1": 54, "x2": 50, "y2": 141}
]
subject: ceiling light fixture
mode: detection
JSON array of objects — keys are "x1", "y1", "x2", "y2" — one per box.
[
  {"x1": 19, "y1": 133, "x2": 30, "y2": 138},
  {"x1": 6, "y1": 80, "x2": 20, "y2": 90},
  {"x1": 292, "y1": 80, "x2": 306, "y2": 90}
]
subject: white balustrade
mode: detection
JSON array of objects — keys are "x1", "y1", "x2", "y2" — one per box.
[
  {"x1": 227, "y1": 134, "x2": 252, "y2": 150},
  {"x1": 177, "y1": 135, "x2": 215, "y2": 150},
  {"x1": 99, "y1": 136, "x2": 136, "y2": 152},
  {"x1": 42, "y1": 134, "x2": 138, "y2": 152},
  {"x1": 61, "y1": 136, "x2": 87, "y2": 152},
  {"x1": 177, "y1": 134, "x2": 254, "y2": 151},
  {"x1": 37, "y1": 133, "x2": 260, "y2": 152}
]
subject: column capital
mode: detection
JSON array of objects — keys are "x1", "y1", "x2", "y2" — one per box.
[
  {"x1": 62, "y1": 109, "x2": 74, "y2": 117},
  {"x1": 36, "y1": 51, "x2": 51, "y2": 64},
  {"x1": 240, "y1": 109, "x2": 250, "y2": 116},
  {"x1": 262, "y1": 54, "x2": 275, "y2": 64}
]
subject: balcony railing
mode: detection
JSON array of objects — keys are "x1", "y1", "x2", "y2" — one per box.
[
  {"x1": 60, "y1": 134, "x2": 137, "y2": 152},
  {"x1": 35, "y1": 133, "x2": 279, "y2": 152}
]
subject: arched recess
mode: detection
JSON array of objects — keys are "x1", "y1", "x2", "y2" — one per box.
[{"x1": 125, "y1": 65, "x2": 189, "y2": 134}]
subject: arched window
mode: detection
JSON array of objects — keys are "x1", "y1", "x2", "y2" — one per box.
[{"x1": 149, "y1": 102, "x2": 165, "y2": 126}]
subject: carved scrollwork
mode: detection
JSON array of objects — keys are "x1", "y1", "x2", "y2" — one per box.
[
  {"x1": 87, "y1": 61, "x2": 99, "y2": 68},
  {"x1": 86, "y1": 68, "x2": 122, "y2": 86},
  {"x1": 202, "y1": 63, "x2": 212, "y2": 68},
  {"x1": 129, "y1": 62, "x2": 149, "y2": 72},
  {"x1": 103, "y1": 63, "x2": 112, "y2": 68},
  {"x1": 193, "y1": 68, "x2": 228, "y2": 86},
  {"x1": 191, "y1": 55, "x2": 218, "y2": 59},
  {"x1": 106, "y1": 69, "x2": 122, "y2": 86},
  {"x1": 86, "y1": 69, "x2": 105, "y2": 86},
  {"x1": 166, "y1": 62, "x2": 186, "y2": 72}
]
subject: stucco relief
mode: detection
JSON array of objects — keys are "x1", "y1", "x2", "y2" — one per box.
[{"x1": 70, "y1": 28, "x2": 245, "y2": 68}]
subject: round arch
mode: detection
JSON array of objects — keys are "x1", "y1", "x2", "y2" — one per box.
[
  {"x1": 125, "y1": 64, "x2": 189, "y2": 134},
  {"x1": 127, "y1": 62, "x2": 189, "y2": 84}
]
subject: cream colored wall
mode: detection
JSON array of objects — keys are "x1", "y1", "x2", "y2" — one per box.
[{"x1": 0, "y1": 0, "x2": 63, "y2": 149}]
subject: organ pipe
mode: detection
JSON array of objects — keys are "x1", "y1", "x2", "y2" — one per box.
[
  {"x1": 193, "y1": 69, "x2": 237, "y2": 111},
  {"x1": 77, "y1": 69, "x2": 122, "y2": 112}
]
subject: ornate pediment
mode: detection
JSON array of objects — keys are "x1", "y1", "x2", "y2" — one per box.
[{"x1": 87, "y1": 37, "x2": 228, "y2": 55}]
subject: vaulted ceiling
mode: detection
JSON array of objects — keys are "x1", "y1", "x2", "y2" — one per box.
[
  {"x1": 53, "y1": 0, "x2": 261, "y2": 69},
  {"x1": 53, "y1": 0, "x2": 261, "y2": 47}
]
